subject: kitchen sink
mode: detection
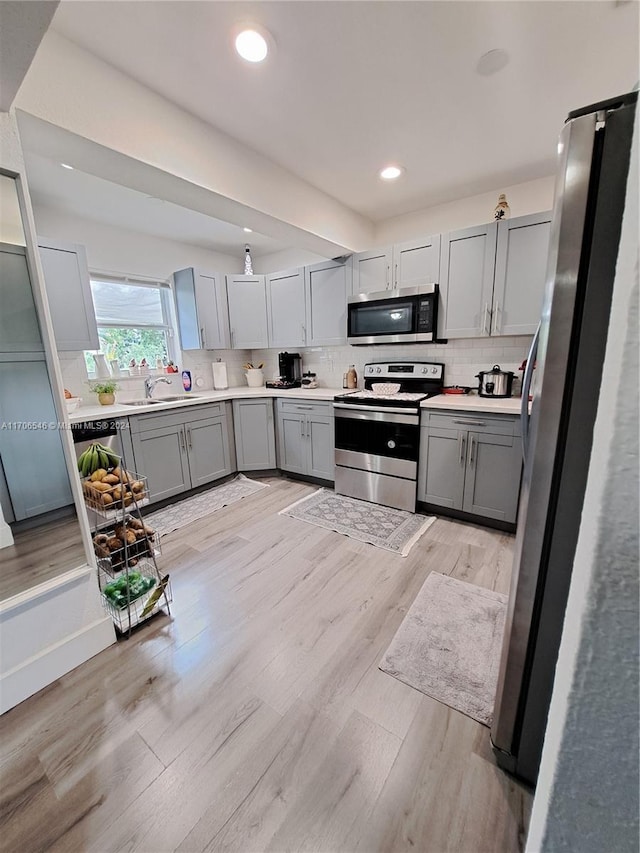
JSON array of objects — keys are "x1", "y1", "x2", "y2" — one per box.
[{"x1": 121, "y1": 394, "x2": 202, "y2": 406}]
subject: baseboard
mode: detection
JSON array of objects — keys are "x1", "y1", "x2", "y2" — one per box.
[{"x1": 0, "y1": 616, "x2": 115, "y2": 714}]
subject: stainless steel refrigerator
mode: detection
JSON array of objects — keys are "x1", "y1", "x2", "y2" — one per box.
[{"x1": 491, "y1": 90, "x2": 637, "y2": 786}]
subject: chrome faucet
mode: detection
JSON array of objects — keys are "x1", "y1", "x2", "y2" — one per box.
[{"x1": 145, "y1": 376, "x2": 172, "y2": 398}]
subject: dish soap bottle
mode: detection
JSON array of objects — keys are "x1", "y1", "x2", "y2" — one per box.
[{"x1": 346, "y1": 365, "x2": 358, "y2": 389}]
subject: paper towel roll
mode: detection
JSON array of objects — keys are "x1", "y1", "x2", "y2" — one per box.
[{"x1": 212, "y1": 361, "x2": 228, "y2": 389}]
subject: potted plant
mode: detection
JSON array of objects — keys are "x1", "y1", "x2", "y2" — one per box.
[{"x1": 89, "y1": 380, "x2": 119, "y2": 406}]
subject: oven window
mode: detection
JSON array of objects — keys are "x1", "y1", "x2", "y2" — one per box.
[
  {"x1": 349, "y1": 300, "x2": 414, "y2": 336},
  {"x1": 335, "y1": 417, "x2": 419, "y2": 461}
]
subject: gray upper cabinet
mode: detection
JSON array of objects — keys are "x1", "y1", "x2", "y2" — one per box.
[
  {"x1": 393, "y1": 234, "x2": 441, "y2": 288},
  {"x1": 439, "y1": 222, "x2": 497, "y2": 339},
  {"x1": 0, "y1": 360, "x2": 73, "y2": 519},
  {"x1": 304, "y1": 258, "x2": 351, "y2": 346},
  {"x1": 233, "y1": 398, "x2": 276, "y2": 470},
  {"x1": 351, "y1": 248, "x2": 392, "y2": 295},
  {"x1": 266, "y1": 268, "x2": 306, "y2": 348},
  {"x1": 227, "y1": 274, "x2": 269, "y2": 349},
  {"x1": 38, "y1": 238, "x2": 99, "y2": 352},
  {"x1": 492, "y1": 211, "x2": 552, "y2": 336},
  {"x1": 0, "y1": 243, "x2": 43, "y2": 353},
  {"x1": 173, "y1": 267, "x2": 230, "y2": 350}
]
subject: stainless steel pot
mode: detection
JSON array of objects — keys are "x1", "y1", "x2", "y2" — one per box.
[{"x1": 476, "y1": 364, "x2": 515, "y2": 398}]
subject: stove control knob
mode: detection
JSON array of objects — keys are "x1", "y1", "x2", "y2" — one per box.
[
  {"x1": 376, "y1": 367, "x2": 382, "y2": 373},
  {"x1": 422, "y1": 367, "x2": 428, "y2": 373},
  {"x1": 387, "y1": 439, "x2": 396, "y2": 449},
  {"x1": 431, "y1": 367, "x2": 438, "y2": 374}
]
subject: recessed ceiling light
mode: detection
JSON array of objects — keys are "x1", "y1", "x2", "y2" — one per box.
[
  {"x1": 60, "y1": 163, "x2": 74, "y2": 170},
  {"x1": 379, "y1": 165, "x2": 404, "y2": 181},
  {"x1": 476, "y1": 49, "x2": 510, "y2": 76},
  {"x1": 243, "y1": 227, "x2": 253, "y2": 233},
  {"x1": 235, "y1": 29, "x2": 268, "y2": 63}
]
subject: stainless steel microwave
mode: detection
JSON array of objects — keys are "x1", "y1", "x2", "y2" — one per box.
[{"x1": 347, "y1": 284, "x2": 438, "y2": 345}]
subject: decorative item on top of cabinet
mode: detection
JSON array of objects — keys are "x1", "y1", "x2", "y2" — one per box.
[
  {"x1": 173, "y1": 267, "x2": 230, "y2": 350},
  {"x1": 304, "y1": 258, "x2": 352, "y2": 346},
  {"x1": 37, "y1": 237, "x2": 100, "y2": 352},
  {"x1": 494, "y1": 193, "x2": 511, "y2": 220},
  {"x1": 226, "y1": 274, "x2": 268, "y2": 348}
]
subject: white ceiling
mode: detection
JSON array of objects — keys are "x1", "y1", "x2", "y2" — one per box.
[
  {"x1": 23, "y1": 151, "x2": 291, "y2": 258},
  {"x1": 49, "y1": 0, "x2": 639, "y2": 222}
]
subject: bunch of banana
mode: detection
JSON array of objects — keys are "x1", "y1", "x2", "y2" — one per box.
[{"x1": 77, "y1": 442, "x2": 121, "y2": 477}]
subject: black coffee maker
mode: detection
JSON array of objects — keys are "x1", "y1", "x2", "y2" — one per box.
[{"x1": 266, "y1": 352, "x2": 302, "y2": 389}]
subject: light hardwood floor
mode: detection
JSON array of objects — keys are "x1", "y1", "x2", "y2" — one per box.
[
  {"x1": 0, "y1": 513, "x2": 87, "y2": 601},
  {"x1": 0, "y1": 477, "x2": 531, "y2": 852}
]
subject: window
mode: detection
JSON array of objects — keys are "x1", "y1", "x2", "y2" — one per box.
[{"x1": 85, "y1": 276, "x2": 176, "y2": 374}]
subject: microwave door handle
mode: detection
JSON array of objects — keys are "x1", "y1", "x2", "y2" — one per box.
[{"x1": 521, "y1": 322, "x2": 540, "y2": 464}]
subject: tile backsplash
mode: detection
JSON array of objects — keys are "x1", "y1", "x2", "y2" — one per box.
[
  {"x1": 59, "y1": 337, "x2": 532, "y2": 403},
  {"x1": 252, "y1": 336, "x2": 532, "y2": 393}
]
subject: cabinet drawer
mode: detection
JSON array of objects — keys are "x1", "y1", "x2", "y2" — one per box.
[
  {"x1": 130, "y1": 402, "x2": 224, "y2": 433},
  {"x1": 421, "y1": 410, "x2": 520, "y2": 436},
  {"x1": 277, "y1": 399, "x2": 333, "y2": 418}
]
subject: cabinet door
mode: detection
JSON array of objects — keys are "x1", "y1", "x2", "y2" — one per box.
[
  {"x1": 307, "y1": 415, "x2": 334, "y2": 481},
  {"x1": 226, "y1": 275, "x2": 268, "y2": 348},
  {"x1": 266, "y1": 268, "x2": 306, "y2": 348},
  {"x1": 0, "y1": 243, "x2": 44, "y2": 353},
  {"x1": 352, "y1": 248, "x2": 392, "y2": 294},
  {"x1": 174, "y1": 268, "x2": 230, "y2": 350},
  {"x1": 439, "y1": 223, "x2": 497, "y2": 339},
  {"x1": 392, "y1": 235, "x2": 441, "y2": 288},
  {"x1": 0, "y1": 360, "x2": 73, "y2": 519},
  {"x1": 233, "y1": 399, "x2": 276, "y2": 471},
  {"x1": 417, "y1": 426, "x2": 465, "y2": 510},
  {"x1": 38, "y1": 239, "x2": 99, "y2": 351},
  {"x1": 185, "y1": 415, "x2": 231, "y2": 488},
  {"x1": 173, "y1": 267, "x2": 201, "y2": 350},
  {"x1": 131, "y1": 424, "x2": 190, "y2": 503},
  {"x1": 492, "y1": 212, "x2": 552, "y2": 336},
  {"x1": 304, "y1": 259, "x2": 351, "y2": 346},
  {"x1": 462, "y1": 431, "x2": 522, "y2": 522},
  {"x1": 277, "y1": 412, "x2": 307, "y2": 475}
]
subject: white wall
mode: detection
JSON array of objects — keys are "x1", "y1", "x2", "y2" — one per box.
[
  {"x1": 254, "y1": 247, "x2": 328, "y2": 274},
  {"x1": 32, "y1": 204, "x2": 243, "y2": 281},
  {"x1": 17, "y1": 31, "x2": 373, "y2": 255},
  {"x1": 526, "y1": 112, "x2": 638, "y2": 853},
  {"x1": 376, "y1": 176, "x2": 555, "y2": 245}
]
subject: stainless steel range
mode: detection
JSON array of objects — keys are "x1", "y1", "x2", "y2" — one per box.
[{"x1": 333, "y1": 361, "x2": 444, "y2": 511}]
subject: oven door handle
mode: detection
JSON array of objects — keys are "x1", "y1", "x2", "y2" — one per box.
[{"x1": 333, "y1": 404, "x2": 419, "y2": 424}]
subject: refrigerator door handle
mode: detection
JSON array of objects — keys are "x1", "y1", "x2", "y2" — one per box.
[{"x1": 521, "y1": 322, "x2": 540, "y2": 463}]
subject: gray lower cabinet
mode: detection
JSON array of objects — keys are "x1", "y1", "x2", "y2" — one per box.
[
  {"x1": 276, "y1": 399, "x2": 334, "y2": 481},
  {"x1": 130, "y1": 403, "x2": 234, "y2": 503},
  {"x1": 232, "y1": 398, "x2": 276, "y2": 470},
  {"x1": 418, "y1": 411, "x2": 522, "y2": 524}
]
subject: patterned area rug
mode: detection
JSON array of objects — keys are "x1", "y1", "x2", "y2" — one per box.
[
  {"x1": 145, "y1": 474, "x2": 269, "y2": 537},
  {"x1": 379, "y1": 572, "x2": 508, "y2": 726},
  {"x1": 278, "y1": 488, "x2": 435, "y2": 556}
]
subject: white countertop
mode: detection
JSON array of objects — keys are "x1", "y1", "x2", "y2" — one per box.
[
  {"x1": 420, "y1": 394, "x2": 523, "y2": 415},
  {"x1": 68, "y1": 386, "x2": 342, "y2": 422}
]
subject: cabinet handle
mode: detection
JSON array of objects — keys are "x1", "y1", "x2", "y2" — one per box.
[
  {"x1": 187, "y1": 427, "x2": 192, "y2": 450},
  {"x1": 386, "y1": 264, "x2": 390, "y2": 289},
  {"x1": 300, "y1": 420, "x2": 304, "y2": 438},
  {"x1": 483, "y1": 303, "x2": 491, "y2": 336},
  {"x1": 468, "y1": 436, "x2": 475, "y2": 467},
  {"x1": 231, "y1": 329, "x2": 236, "y2": 348},
  {"x1": 295, "y1": 405, "x2": 313, "y2": 410},
  {"x1": 492, "y1": 302, "x2": 501, "y2": 335},
  {"x1": 394, "y1": 263, "x2": 398, "y2": 287},
  {"x1": 301, "y1": 323, "x2": 306, "y2": 344},
  {"x1": 200, "y1": 327, "x2": 206, "y2": 349},
  {"x1": 459, "y1": 433, "x2": 466, "y2": 466},
  {"x1": 453, "y1": 419, "x2": 486, "y2": 427},
  {"x1": 179, "y1": 429, "x2": 186, "y2": 452}
]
